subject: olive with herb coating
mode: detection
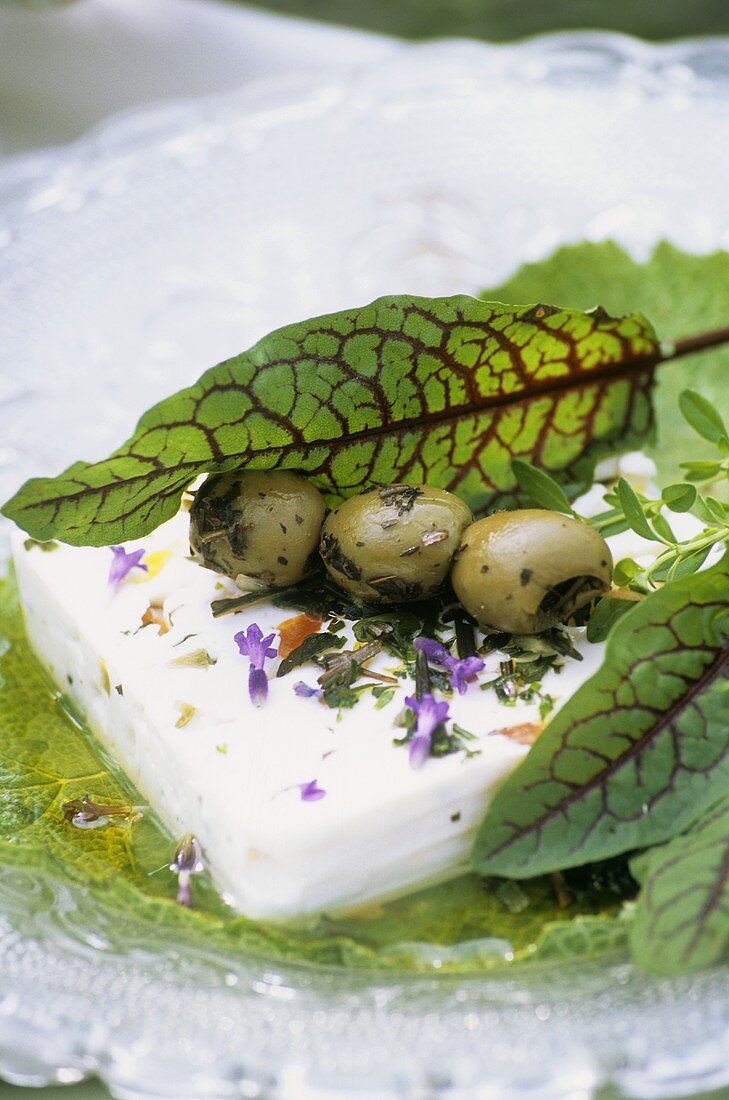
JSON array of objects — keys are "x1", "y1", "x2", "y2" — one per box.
[
  {"x1": 320, "y1": 484, "x2": 472, "y2": 603},
  {"x1": 190, "y1": 470, "x2": 326, "y2": 588},
  {"x1": 451, "y1": 509, "x2": 612, "y2": 634}
]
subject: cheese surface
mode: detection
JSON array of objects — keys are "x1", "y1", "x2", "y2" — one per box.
[{"x1": 11, "y1": 459, "x2": 674, "y2": 921}]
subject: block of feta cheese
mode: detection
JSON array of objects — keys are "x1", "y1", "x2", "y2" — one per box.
[{"x1": 11, "y1": 456, "x2": 685, "y2": 922}]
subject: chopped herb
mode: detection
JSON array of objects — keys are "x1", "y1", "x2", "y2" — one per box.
[
  {"x1": 170, "y1": 648, "x2": 217, "y2": 669},
  {"x1": 452, "y1": 722, "x2": 477, "y2": 743},
  {"x1": 211, "y1": 588, "x2": 272, "y2": 617},
  {"x1": 62, "y1": 795, "x2": 142, "y2": 830},
  {"x1": 421, "y1": 529, "x2": 448, "y2": 547},
  {"x1": 277, "y1": 631, "x2": 344, "y2": 678},
  {"x1": 215, "y1": 743, "x2": 228, "y2": 754},
  {"x1": 377, "y1": 484, "x2": 422, "y2": 514},
  {"x1": 320, "y1": 682, "x2": 363, "y2": 710},
  {"x1": 175, "y1": 702, "x2": 197, "y2": 728},
  {"x1": 544, "y1": 628, "x2": 583, "y2": 661},
  {"x1": 414, "y1": 647, "x2": 431, "y2": 700},
  {"x1": 320, "y1": 532, "x2": 362, "y2": 581},
  {"x1": 539, "y1": 694, "x2": 556, "y2": 720},
  {"x1": 414, "y1": 637, "x2": 484, "y2": 695},
  {"x1": 353, "y1": 610, "x2": 422, "y2": 665},
  {"x1": 452, "y1": 610, "x2": 478, "y2": 658},
  {"x1": 373, "y1": 687, "x2": 396, "y2": 709},
  {"x1": 316, "y1": 642, "x2": 381, "y2": 691},
  {"x1": 23, "y1": 537, "x2": 59, "y2": 552}
]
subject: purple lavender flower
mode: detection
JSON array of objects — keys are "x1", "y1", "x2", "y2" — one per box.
[
  {"x1": 299, "y1": 778, "x2": 326, "y2": 801},
  {"x1": 404, "y1": 693, "x2": 450, "y2": 769},
  {"x1": 234, "y1": 623, "x2": 277, "y2": 706},
  {"x1": 448, "y1": 655, "x2": 485, "y2": 694},
  {"x1": 108, "y1": 545, "x2": 147, "y2": 590},
  {"x1": 293, "y1": 681, "x2": 323, "y2": 699},
  {"x1": 414, "y1": 637, "x2": 485, "y2": 696}
]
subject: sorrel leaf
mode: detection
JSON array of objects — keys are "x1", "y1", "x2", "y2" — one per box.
[
  {"x1": 484, "y1": 241, "x2": 729, "y2": 482},
  {"x1": 472, "y1": 556, "x2": 729, "y2": 878},
  {"x1": 1, "y1": 297, "x2": 659, "y2": 546},
  {"x1": 585, "y1": 594, "x2": 638, "y2": 643},
  {"x1": 630, "y1": 796, "x2": 729, "y2": 974}
]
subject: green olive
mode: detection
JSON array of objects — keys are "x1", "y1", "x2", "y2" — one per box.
[
  {"x1": 189, "y1": 470, "x2": 326, "y2": 588},
  {"x1": 451, "y1": 509, "x2": 613, "y2": 634},
  {"x1": 319, "y1": 484, "x2": 472, "y2": 603}
]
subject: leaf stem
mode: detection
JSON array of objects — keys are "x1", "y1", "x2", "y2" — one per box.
[{"x1": 663, "y1": 325, "x2": 729, "y2": 362}]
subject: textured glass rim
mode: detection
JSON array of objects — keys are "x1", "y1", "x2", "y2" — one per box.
[
  {"x1": 0, "y1": 31, "x2": 728, "y2": 1100},
  {"x1": 1, "y1": 30, "x2": 729, "y2": 211}
]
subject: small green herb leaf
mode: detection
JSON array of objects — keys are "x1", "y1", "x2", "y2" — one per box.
[
  {"x1": 691, "y1": 496, "x2": 723, "y2": 526},
  {"x1": 679, "y1": 460, "x2": 723, "y2": 483},
  {"x1": 649, "y1": 512, "x2": 676, "y2": 545},
  {"x1": 612, "y1": 557, "x2": 643, "y2": 586},
  {"x1": 373, "y1": 687, "x2": 396, "y2": 710},
  {"x1": 679, "y1": 388, "x2": 729, "y2": 449},
  {"x1": 471, "y1": 557, "x2": 729, "y2": 879},
  {"x1": 666, "y1": 545, "x2": 714, "y2": 579},
  {"x1": 277, "y1": 631, "x2": 344, "y2": 677},
  {"x1": 661, "y1": 482, "x2": 697, "y2": 513},
  {"x1": 511, "y1": 460, "x2": 574, "y2": 515},
  {"x1": 615, "y1": 477, "x2": 655, "y2": 541},
  {"x1": 630, "y1": 796, "x2": 729, "y2": 975},
  {"x1": 1, "y1": 297, "x2": 659, "y2": 545},
  {"x1": 705, "y1": 496, "x2": 729, "y2": 523}
]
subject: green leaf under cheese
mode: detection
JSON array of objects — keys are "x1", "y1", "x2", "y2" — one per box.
[{"x1": 630, "y1": 796, "x2": 729, "y2": 975}]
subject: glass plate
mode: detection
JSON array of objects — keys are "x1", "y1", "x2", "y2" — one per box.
[{"x1": 0, "y1": 33, "x2": 728, "y2": 1100}]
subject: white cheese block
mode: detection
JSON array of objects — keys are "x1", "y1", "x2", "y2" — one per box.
[{"x1": 11, "y1": 456, "x2": 683, "y2": 922}]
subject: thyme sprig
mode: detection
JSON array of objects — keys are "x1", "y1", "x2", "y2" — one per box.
[{"x1": 513, "y1": 387, "x2": 729, "y2": 591}]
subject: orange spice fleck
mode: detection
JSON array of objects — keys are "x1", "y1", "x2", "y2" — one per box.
[
  {"x1": 493, "y1": 721, "x2": 543, "y2": 746},
  {"x1": 277, "y1": 613, "x2": 323, "y2": 659},
  {"x1": 141, "y1": 603, "x2": 170, "y2": 635}
]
